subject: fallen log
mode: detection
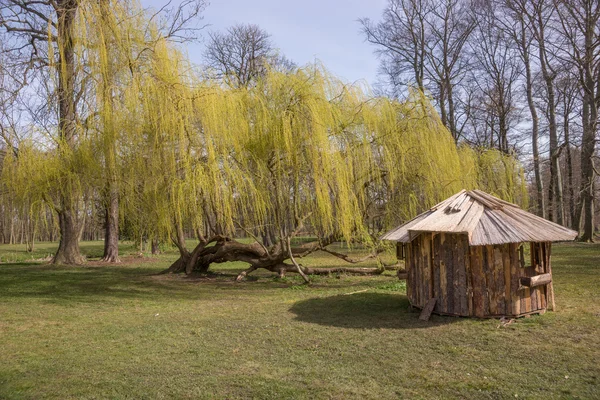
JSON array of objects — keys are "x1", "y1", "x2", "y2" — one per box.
[
  {"x1": 302, "y1": 267, "x2": 384, "y2": 275},
  {"x1": 160, "y1": 235, "x2": 392, "y2": 281}
]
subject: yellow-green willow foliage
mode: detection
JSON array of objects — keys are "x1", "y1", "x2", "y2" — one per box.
[
  {"x1": 0, "y1": 0, "x2": 175, "y2": 254},
  {"x1": 458, "y1": 145, "x2": 528, "y2": 207},
  {"x1": 116, "y1": 45, "x2": 526, "y2": 245},
  {"x1": 0, "y1": 144, "x2": 51, "y2": 236}
]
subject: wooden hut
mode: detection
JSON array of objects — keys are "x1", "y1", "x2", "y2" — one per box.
[{"x1": 382, "y1": 190, "x2": 577, "y2": 318}]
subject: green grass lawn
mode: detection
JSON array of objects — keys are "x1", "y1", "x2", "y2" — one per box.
[{"x1": 0, "y1": 241, "x2": 599, "y2": 399}]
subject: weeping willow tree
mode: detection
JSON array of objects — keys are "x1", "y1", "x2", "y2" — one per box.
[
  {"x1": 115, "y1": 36, "x2": 525, "y2": 279},
  {"x1": 0, "y1": 0, "x2": 120, "y2": 264},
  {"x1": 0, "y1": 0, "x2": 205, "y2": 263}
]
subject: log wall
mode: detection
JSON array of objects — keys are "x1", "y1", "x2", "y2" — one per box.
[{"x1": 406, "y1": 233, "x2": 551, "y2": 317}]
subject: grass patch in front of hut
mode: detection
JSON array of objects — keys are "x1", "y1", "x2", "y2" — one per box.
[{"x1": 0, "y1": 241, "x2": 598, "y2": 399}]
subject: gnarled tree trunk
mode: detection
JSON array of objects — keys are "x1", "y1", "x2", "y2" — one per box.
[{"x1": 53, "y1": 204, "x2": 85, "y2": 264}]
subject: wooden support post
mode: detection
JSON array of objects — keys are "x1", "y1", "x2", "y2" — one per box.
[
  {"x1": 545, "y1": 243, "x2": 556, "y2": 311},
  {"x1": 419, "y1": 298, "x2": 437, "y2": 321}
]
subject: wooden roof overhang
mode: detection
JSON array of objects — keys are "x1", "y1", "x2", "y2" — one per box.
[{"x1": 382, "y1": 190, "x2": 578, "y2": 246}]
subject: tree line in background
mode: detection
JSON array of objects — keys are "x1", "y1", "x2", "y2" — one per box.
[
  {"x1": 361, "y1": 0, "x2": 600, "y2": 240},
  {"x1": 0, "y1": 0, "x2": 584, "y2": 276}
]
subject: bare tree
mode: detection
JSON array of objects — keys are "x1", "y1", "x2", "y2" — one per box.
[
  {"x1": 501, "y1": 0, "x2": 546, "y2": 217},
  {"x1": 204, "y1": 23, "x2": 276, "y2": 88},
  {"x1": 510, "y1": 0, "x2": 565, "y2": 223},
  {"x1": 469, "y1": 0, "x2": 523, "y2": 154},
  {"x1": 555, "y1": 70, "x2": 580, "y2": 228},
  {"x1": 360, "y1": 0, "x2": 429, "y2": 93},
  {"x1": 555, "y1": 0, "x2": 600, "y2": 240},
  {"x1": 361, "y1": 0, "x2": 476, "y2": 142},
  {"x1": 425, "y1": 0, "x2": 477, "y2": 141}
]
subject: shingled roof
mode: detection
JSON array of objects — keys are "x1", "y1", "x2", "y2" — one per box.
[{"x1": 381, "y1": 189, "x2": 578, "y2": 246}]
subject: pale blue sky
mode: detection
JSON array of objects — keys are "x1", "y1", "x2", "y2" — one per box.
[{"x1": 142, "y1": 0, "x2": 386, "y2": 86}]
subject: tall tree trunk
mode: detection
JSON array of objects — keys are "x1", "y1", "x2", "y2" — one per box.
[
  {"x1": 438, "y1": 82, "x2": 448, "y2": 130},
  {"x1": 580, "y1": 111, "x2": 595, "y2": 240},
  {"x1": 564, "y1": 99, "x2": 576, "y2": 229},
  {"x1": 577, "y1": 2, "x2": 598, "y2": 242},
  {"x1": 535, "y1": 10, "x2": 563, "y2": 224},
  {"x1": 446, "y1": 75, "x2": 458, "y2": 142},
  {"x1": 52, "y1": 0, "x2": 84, "y2": 264},
  {"x1": 519, "y1": 18, "x2": 545, "y2": 217},
  {"x1": 580, "y1": 83, "x2": 596, "y2": 241}
]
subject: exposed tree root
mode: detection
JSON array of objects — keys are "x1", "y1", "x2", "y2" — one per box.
[{"x1": 100, "y1": 248, "x2": 121, "y2": 263}]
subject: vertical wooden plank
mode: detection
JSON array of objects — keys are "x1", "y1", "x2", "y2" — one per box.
[
  {"x1": 494, "y1": 245, "x2": 506, "y2": 315},
  {"x1": 419, "y1": 234, "x2": 429, "y2": 308},
  {"x1": 520, "y1": 244, "x2": 528, "y2": 313},
  {"x1": 421, "y1": 234, "x2": 429, "y2": 308},
  {"x1": 404, "y1": 242, "x2": 415, "y2": 305},
  {"x1": 485, "y1": 246, "x2": 497, "y2": 315},
  {"x1": 457, "y1": 235, "x2": 468, "y2": 316},
  {"x1": 411, "y1": 239, "x2": 416, "y2": 306},
  {"x1": 414, "y1": 239, "x2": 420, "y2": 307},
  {"x1": 433, "y1": 233, "x2": 442, "y2": 313},
  {"x1": 529, "y1": 269, "x2": 538, "y2": 310},
  {"x1": 519, "y1": 246, "x2": 526, "y2": 313},
  {"x1": 446, "y1": 235, "x2": 455, "y2": 314},
  {"x1": 439, "y1": 234, "x2": 446, "y2": 313},
  {"x1": 429, "y1": 233, "x2": 434, "y2": 305},
  {"x1": 421, "y1": 235, "x2": 427, "y2": 308},
  {"x1": 452, "y1": 235, "x2": 461, "y2": 315},
  {"x1": 452, "y1": 234, "x2": 460, "y2": 315},
  {"x1": 423, "y1": 233, "x2": 434, "y2": 306},
  {"x1": 537, "y1": 243, "x2": 546, "y2": 310},
  {"x1": 439, "y1": 234, "x2": 447, "y2": 313},
  {"x1": 521, "y1": 243, "x2": 533, "y2": 313},
  {"x1": 510, "y1": 243, "x2": 521, "y2": 316},
  {"x1": 546, "y1": 243, "x2": 556, "y2": 311},
  {"x1": 503, "y1": 244, "x2": 512, "y2": 315},
  {"x1": 539, "y1": 243, "x2": 547, "y2": 310},
  {"x1": 470, "y1": 246, "x2": 486, "y2": 317},
  {"x1": 414, "y1": 237, "x2": 421, "y2": 308},
  {"x1": 537, "y1": 243, "x2": 545, "y2": 310},
  {"x1": 420, "y1": 236, "x2": 426, "y2": 307},
  {"x1": 528, "y1": 244, "x2": 538, "y2": 310},
  {"x1": 420, "y1": 234, "x2": 429, "y2": 306},
  {"x1": 465, "y1": 238, "x2": 474, "y2": 317}
]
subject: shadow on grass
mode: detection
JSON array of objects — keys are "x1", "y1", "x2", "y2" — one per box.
[
  {"x1": 0, "y1": 262, "x2": 256, "y2": 304},
  {"x1": 289, "y1": 292, "x2": 460, "y2": 329},
  {"x1": 0, "y1": 260, "x2": 324, "y2": 305}
]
